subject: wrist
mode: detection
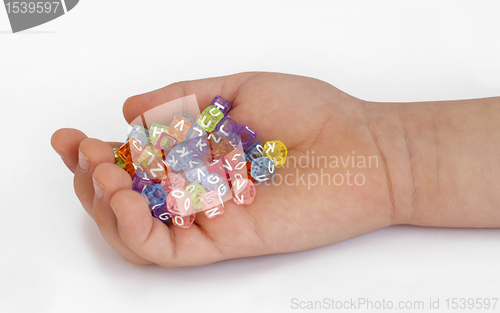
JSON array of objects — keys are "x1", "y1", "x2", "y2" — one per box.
[
  {"x1": 365, "y1": 97, "x2": 500, "y2": 228},
  {"x1": 360, "y1": 100, "x2": 418, "y2": 226}
]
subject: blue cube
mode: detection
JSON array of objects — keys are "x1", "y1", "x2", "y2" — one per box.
[
  {"x1": 244, "y1": 141, "x2": 264, "y2": 162},
  {"x1": 141, "y1": 184, "x2": 167, "y2": 209},
  {"x1": 251, "y1": 157, "x2": 275, "y2": 182},
  {"x1": 183, "y1": 159, "x2": 209, "y2": 184}
]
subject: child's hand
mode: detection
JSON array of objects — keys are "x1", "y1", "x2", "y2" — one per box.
[{"x1": 51, "y1": 72, "x2": 404, "y2": 266}]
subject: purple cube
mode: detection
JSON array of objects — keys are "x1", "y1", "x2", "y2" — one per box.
[
  {"x1": 235, "y1": 124, "x2": 257, "y2": 150},
  {"x1": 151, "y1": 202, "x2": 173, "y2": 223},
  {"x1": 214, "y1": 116, "x2": 239, "y2": 141},
  {"x1": 132, "y1": 171, "x2": 154, "y2": 193},
  {"x1": 210, "y1": 96, "x2": 232, "y2": 115}
]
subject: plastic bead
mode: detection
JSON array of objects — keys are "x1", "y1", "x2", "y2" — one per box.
[
  {"x1": 132, "y1": 171, "x2": 154, "y2": 193},
  {"x1": 185, "y1": 183, "x2": 207, "y2": 212},
  {"x1": 213, "y1": 139, "x2": 238, "y2": 159},
  {"x1": 235, "y1": 125, "x2": 257, "y2": 151},
  {"x1": 232, "y1": 179, "x2": 256, "y2": 205},
  {"x1": 166, "y1": 189, "x2": 193, "y2": 216},
  {"x1": 186, "y1": 125, "x2": 207, "y2": 141},
  {"x1": 209, "y1": 96, "x2": 232, "y2": 115},
  {"x1": 151, "y1": 203, "x2": 173, "y2": 223},
  {"x1": 137, "y1": 146, "x2": 163, "y2": 168},
  {"x1": 168, "y1": 113, "x2": 193, "y2": 141},
  {"x1": 197, "y1": 105, "x2": 223, "y2": 132},
  {"x1": 144, "y1": 158, "x2": 167, "y2": 180},
  {"x1": 263, "y1": 140, "x2": 287, "y2": 166},
  {"x1": 244, "y1": 141, "x2": 264, "y2": 162},
  {"x1": 168, "y1": 173, "x2": 185, "y2": 190},
  {"x1": 127, "y1": 125, "x2": 148, "y2": 147},
  {"x1": 117, "y1": 137, "x2": 143, "y2": 164},
  {"x1": 214, "y1": 116, "x2": 239, "y2": 141},
  {"x1": 123, "y1": 162, "x2": 136, "y2": 179},
  {"x1": 250, "y1": 157, "x2": 275, "y2": 182},
  {"x1": 165, "y1": 142, "x2": 193, "y2": 171},
  {"x1": 114, "y1": 147, "x2": 126, "y2": 168},
  {"x1": 183, "y1": 159, "x2": 209, "y2": 184},
  {"x1": 186, "y1": 136, "x2": 210, "y2": 159},
  {"x1": 200, "y1": 190, "x2": 225, "y2": 219},
  {"x1": 142, "y1": 184, "x2": 167, "y2": 209},
  {"x1": 245, "y1": 161, "x2": 257, "y2": 182},
  {"x1": 159, "y1": 175, "x2": 173, "y2": 195},
  {"x1": 167, "y1": 189, "x2": 196, "y2": 228},
  {"x1": 154, "y1": 132, "x2": 178, "y2": 154},
  {"x1": 206, "y1": 159, "x2": 227, "y2": 180},
  {"x1": 223, "y1": 147, "x2": 245, "y2": 168},
  {"x1": 224, "y1": 154, "x2": 248, "y2": 182},
  {"x1": 148, "y1": 123, "x2": 169, "y2": 145},
  {"x1": 173, "y1": 213, "x2": 195, "y2": 229},
  {"x1": 201, "y1": 173, "x2": 230, "y2": 197}
]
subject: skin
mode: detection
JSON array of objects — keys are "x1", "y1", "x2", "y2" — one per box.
[{"x1": 51, "y1": 72, "x2": 500, "y2": 266}]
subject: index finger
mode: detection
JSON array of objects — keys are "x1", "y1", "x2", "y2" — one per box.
[{"x1": 122, "y1": 72, "x2": 262, "y2": 125}]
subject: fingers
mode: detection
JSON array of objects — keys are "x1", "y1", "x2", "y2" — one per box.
[
  {"x1": 51, "y1": 128, "x2": 88, "y2": 173},
  {"x1": 52, "y1": 128, "x2": 124, "y2": 174},
  {"x1": 74, "y1": 138, "x2": 116, "y2": 217},
  {"x1": 92, "y1": 163, "x2": 152, "y2": 265},
  {"x1": 122, "y1": 72, "x2": 262, "y2": 124},
  {"x1": 111, "y1": 189, "x2": 225, "y2": 267}
]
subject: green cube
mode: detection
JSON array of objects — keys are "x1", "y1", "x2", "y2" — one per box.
[
  {"x1": 185, "y1": 183, "x2": 207, "y2": 212},
  {"x1": 197, "y1": 105, "x2": 223, "y2": 132},
  {"x1": 148, "y1": 123, "x2": 169, "y2": 145}
]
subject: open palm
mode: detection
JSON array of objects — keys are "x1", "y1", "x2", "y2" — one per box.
[{"x1": 52, "y1": 72, "x2": 395, "y2": 266}]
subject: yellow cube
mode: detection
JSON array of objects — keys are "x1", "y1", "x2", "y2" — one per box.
[{"x1": 263, "y1": 140, "x2": 287, "y2": 166}]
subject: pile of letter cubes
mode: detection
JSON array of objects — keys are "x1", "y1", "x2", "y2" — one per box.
[{"x1": 113, "y1": 96, "x2": 287, "y2": 228}]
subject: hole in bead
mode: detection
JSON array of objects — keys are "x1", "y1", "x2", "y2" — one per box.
[{"x1": 240, "y1": 133, "x2": 249, "y2": 142}]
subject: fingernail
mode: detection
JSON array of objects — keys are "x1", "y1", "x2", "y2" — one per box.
[
  {"x1": 110, "y1": 202, "x2": 118, "y2": 216},
  {"x1": 78, "y1": 150, "x2": 90, "y2": 171},
  {"x1": 93, "y1": 177, "x2": 104, "y2": 198}
]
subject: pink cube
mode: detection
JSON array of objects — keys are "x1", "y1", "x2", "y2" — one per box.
[
  {"x1": 154, "y1": 132, "x2": 178, "y2": 154},
  {"x1": 167, "y1": 189, "x2": 196, "y2": 228},
  {"x1": 232, "y1": 179, "x2": 256, "y2": 205},
  {"x1": 172, "y1": 213, "x2": 195, "y2": 229},
  {"x1": 200, "y1": 190, "x2": 225, "y2": 219},
  {"x1": 167, "y1": 189, "x2": 194, "y2": 217},
  {"x1": 206, "y1": 159, "x2": 227, "y2": 179}
]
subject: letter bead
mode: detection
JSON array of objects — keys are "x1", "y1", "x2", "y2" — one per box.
[
  {"x1": 235, "y1": 125, "x2": 257, "y2": 150},
  {"x1": 250, "y1": 157, "x2": 275, "y2": 182},
  {"x1": 232, "y1": 179, "x2": 256, "y2": 205},
  {"x1": 214, "y1": 116, "x2": 239, "y2": 141},
  {"x1": 148, "y1": 123, "x2": 169, "y2": 145},
  {"x1": 168, "y1": 113, "x2": 193, "y2": 141},
  {"x1": 197, "y1": 105, "x2": 224, "y2": 132},
  {"x1": 263, "y1": 140, "x2": 287, "y2": 166},
  {"x1": 244, "y1": 141, "x2": 264, "y2": 162},
  {"x1": 200, "y1": 190, "x2": 225, "y2": 219},
  {"x1": 141, "y1": 184, "x2": 167, "y2": 209},
  {"x1": 127, "y1": 125, "x2": 149, "y2": 147},
  {"x1": 209, "y1": 96, "x2": 232, "y2": 115}
]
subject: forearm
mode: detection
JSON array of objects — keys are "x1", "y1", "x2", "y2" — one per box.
[{"x1": 363, "y1": 97, "x2": 500, "y2": 228}]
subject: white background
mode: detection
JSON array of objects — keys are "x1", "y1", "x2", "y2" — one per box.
[{"x1": 1, "y1": 1, "x2": 499, "y2": 312}]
